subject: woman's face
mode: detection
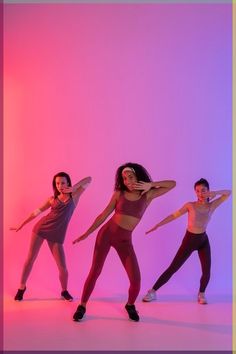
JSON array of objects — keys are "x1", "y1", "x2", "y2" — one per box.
[
  {"x1": 195, "y1": 184, "x2": 209, "y2": 202},
  {"x1": 122, "y1": 171, "x2": 137, "y2": 191},
  {"x1": 55, "y1": 176, "x2": 69, "y2": 194}
]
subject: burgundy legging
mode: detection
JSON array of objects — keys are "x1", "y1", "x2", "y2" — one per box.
[
  {"x1": 81, "y1": 219, "x2": 141, "y2": 304},
  {"x1": 153, "y1": 230, "x2": 211, "y2": 292}
]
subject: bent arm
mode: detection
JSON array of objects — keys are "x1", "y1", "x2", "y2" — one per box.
[
  {"x1": 146, "y1": 203, "x2": 188, "y2": 234},
  {"x1": 209, "y1": 190, "x2": 231, "y2": 212},
  {"x1": 71, "y1": 176, "x2": 92, "y2": 201},
  {"x1": 72, "y1": 176, "x2": 92, "y2": 193},
  {"x1": 147, "y1": 180, "x2": 176, "y2": 200},
  {"x1": 10, "y1": 197, "x2": 53, "y2": 232},
  {"x1": 73, "y1": 191, "x2": 119, "y2": 243}
]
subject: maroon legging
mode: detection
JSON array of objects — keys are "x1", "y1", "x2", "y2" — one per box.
[
  {"x1": 153, "y1": 230, "x2": 211, "y2": 292},
  {"x1": 81, "y1": 219, "x2": 141, "y2": 304}
]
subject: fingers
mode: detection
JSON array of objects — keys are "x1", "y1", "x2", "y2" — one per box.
[
  {"x1": 134, "y1": 182, "x2": 145, "y2": 187},
  {"x1": 73, "y1": 235, "x2": 87, "y2": 244},
  {"x1": 10, "y1": 227, "x2": 19, "y2": 231},
  {"x1": 61, "y1": 187, "x2": 73, "y2": 194},
  {"x1": 145, "y1": 227, "x2": 157, "y2": 234},
  {"x1": 72, "y1": 239, "x2": 79, "y2": 244}
]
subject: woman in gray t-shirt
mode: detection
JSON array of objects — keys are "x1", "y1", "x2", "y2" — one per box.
[{"x1": 11, "y1": 172, "x2": 92, "y2": 302}]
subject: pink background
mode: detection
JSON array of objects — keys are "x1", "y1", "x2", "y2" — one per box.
[{"x1": 4, "y1": 3, "x2": 232, "y2": 300}]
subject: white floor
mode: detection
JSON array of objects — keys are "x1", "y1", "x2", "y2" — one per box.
[{"x1": 4, "y1": 292, "x2": 232, "y2": 351}]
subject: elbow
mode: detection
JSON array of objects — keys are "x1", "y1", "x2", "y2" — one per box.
[
  {"x1": 81, "y1": 176, "x2": 92, "y2": 189},
  {"x1": 226, "y1": 190, "x2": 231, "y2": 197},
  {"x1": 87, "y1": 176, "x2": 92, "y2": 183}
]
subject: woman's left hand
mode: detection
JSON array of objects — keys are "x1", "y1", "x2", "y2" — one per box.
[
  {"x1": 61, "y1": 186, "x2": 73, "y2": 194},
  {"x1": 205, "y1": 191, "x2": 217, "y2": 200},
  {"x1": 133, "y1": 181, "x2": 152, "y2": 195}
]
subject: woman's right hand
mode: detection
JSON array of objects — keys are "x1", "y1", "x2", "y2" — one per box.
[
  {"x1": 10, "y1": 225, "x2": 23, "y2": 232},
  {"x1": 145, "y1": 224, "x2": 159, "y2": 235},
  {"x1": 72, "y1": 233, "x2": 88, "y2": 244}
]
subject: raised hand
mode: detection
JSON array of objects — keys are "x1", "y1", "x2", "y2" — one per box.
[
  {"x1": 205, "y1": 191, "x2": 217, "y2": 200},
  {"x1": 10, "y1": 225, "x2": 23, "y2": 232},
  {"x1": 133, "y1": 181, "x2": 152, "y2": 195},
  {"x1": 145, "y1": 224, "x2": 159, "y2": 235},
  {"x1": 72, "y1": 233, "x2": 88, "y2": 244},
  {"x1": 61, "y1": 186, "x2": 73, "y2": 194}
]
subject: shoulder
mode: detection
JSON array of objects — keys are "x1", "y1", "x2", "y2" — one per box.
[
  {"x1": 48, "y1": 196, "x2": 55, "y2": 205},
  {"x1": 113, "y1": 190, "x2": 122, "y2": 201},
  {"x1": 182, "y1": 202, "x2": 192, "y2": 211}
]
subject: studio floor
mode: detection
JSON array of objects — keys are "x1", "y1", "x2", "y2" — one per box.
[{"x1": 4, "y1": 292, "x2": 232, "y2": 351}]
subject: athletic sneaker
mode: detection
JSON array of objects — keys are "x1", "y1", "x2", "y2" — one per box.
[
  {"x1": 198, "y1": 292, "x2": 208, "y2": 304},
  {"x1": 73, "y1": 305, "x2": 86, "y2": 321},
  {"x1": 142, "y1": 289, "x2": 156, "y2": 302},
  {"x1": 14, "y1": 287, "x2": 26, "y2": 301},
  {"x1": 61, "y1": 290, "x2": 73, "y2": 301},
  {"x1": 125, "y1": 304, "x2": 140, "y2": 322}
]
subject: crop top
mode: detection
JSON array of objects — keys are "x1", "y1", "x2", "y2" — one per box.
[{"x1": 115, "y1": 192, "x2": 148, "y2": 219}]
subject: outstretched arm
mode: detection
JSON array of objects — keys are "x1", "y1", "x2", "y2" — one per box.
[
  {"x1": 134, "y1": 180, "x2": 176, "y2": 200},
  {"x1": 209, "y1": 190, "x2": 231, "y2": 212},
  {"x1": 10, "y1": 197, "x2": 53, "y2": 232},
  {"x1": 146, "y1": 203, "x2": 189, "y2": 234},
  {"x1": 72, "y1": 191, "x2": 119, "y2": 244}
]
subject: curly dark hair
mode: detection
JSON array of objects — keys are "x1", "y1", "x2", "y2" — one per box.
[
  {"x1": 52, "y1": 172, "x2": 72, "y2": 198},
  {"x1": 194, "y1": 178, "x2": 209, "y2": 190},
  {"x1": 114, "y1": 162, "x2": 152, "y2": 191}
]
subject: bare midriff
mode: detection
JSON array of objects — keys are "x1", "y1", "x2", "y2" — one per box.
[{"x1": 112, "y1": 213, "x2": 141, "y2": 231}]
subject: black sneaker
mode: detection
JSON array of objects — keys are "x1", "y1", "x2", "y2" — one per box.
[
  {"x1": 73, "y1": 305, "x2": 86, "y2": 321},
  {"x1": 14, "y1": 287, "x2": 26, "y2": 301},
  {"x1": 125, "y1": 304, "x2": 140, "y2": 322},
  {"x1": 61, "y1": 290, "x2": 73, "y2": 301}
]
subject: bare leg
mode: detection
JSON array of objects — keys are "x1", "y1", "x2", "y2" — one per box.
[
  {"x1": 47, "y1": 241, "x2": 68, "y2": 290},
  {"x1": 19, "y1": 233, "x2": 44, "y2": 288}
]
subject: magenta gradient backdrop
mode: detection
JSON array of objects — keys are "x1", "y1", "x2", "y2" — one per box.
[{"x1": 4, "y1": 3, "x2": 232, "y2": 299}]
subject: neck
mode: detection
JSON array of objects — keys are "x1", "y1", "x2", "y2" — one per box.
[
  {"x1": 126, "y1": 190, "x2": 141, "y2": 196},
  {"x1": 59, "y1": 193, "x2": 69, "y2": 198},
  {"x1": 197, "y1": 199, "x2": 208, "y2": 205}
]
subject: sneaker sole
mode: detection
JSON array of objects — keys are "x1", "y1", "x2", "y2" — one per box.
[
  {"x1": 73, "y1": 315, "x2": 85, "y2": 322},
  {"x1": 61, "y1": 297, "x2": 73, "y2": 302},
  {"x1": 142, "y1": 298, "x2": 155, "y2": 302},
  {"x1": 128, "y1": 318, "x2": 140, "y2": 322}
]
